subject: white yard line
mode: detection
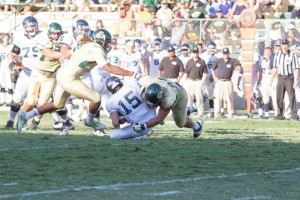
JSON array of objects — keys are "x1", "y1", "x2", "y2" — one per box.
[
  {"x1": 0, "y1": 168, "x2": 299, "y2": 199},
  {"x1": 0, "y1": 183, "x2": 17, "y2": 186},
  {"x1": 232, "y1": 196, "x2": 272, "y2": 200},
  {"x1": 149, "y1": 190, "x2": 182, "y2": 196}
]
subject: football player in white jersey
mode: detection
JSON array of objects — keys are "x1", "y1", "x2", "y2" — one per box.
[
  {"x1": 200, "y1": 42, "x2": 220, "y2": 118},
  {"x1": 0, "y1": 33, "x2": 13, "y2": 106},
  {"x1": 178, "y1": 44, "x2": 191, "y2": 69},
  {"x1": 106, "y1": 76, "x2": 157, "y2": 139},
  {"x1": 5, "y1": 16, "x2": 43, "y2": 130},
  {"x1": 17, "y1": 29, "x2": 141, "y2": 134},
  {"x1": 121, "y1": 40, "x2": 147, "y2": 82},
  {"x1": 257, "y1": 47, "x2": 273, "y2": 119},
  {"x1": 107, "y1": 38, "x2": 124, "y2": 80},
  {"x1": 148, "y1": 38, "x2": 167, "y2": 77}
]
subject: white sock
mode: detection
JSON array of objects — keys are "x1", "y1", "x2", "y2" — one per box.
[
  {"x1": 265, "y1": 112, "x2": 269, "y2": 117},
  {"x1": 297, "y1": 109, "x2": 300, "y2": 116},
  {"x1": 51, "y1": 111, "x2": 60, "y2": 123},
  {"x1": 258, "y1": 108, "x2": 263, "y2": 116},
  {"x1": 9, "y1": 111, "x2": 17, "y2": 122},
  {"x1": 65, "y1": 103, "x2": 73, "y2": 119},
  {"x1": 85, "y1": 111, "x2": 95, "y2": 125},
  {"x1": 25, "y1": 108, "x2": 40, "y2": 120},
  {"x1": 221, "y1": 108, "x2": 224, "y2": 113},
  {"x1": 192, "y1": 121, "x2": 200, "y2": 131},
  {"x1": 33, "y1": 116, "x2": 40, "y2": 122}
]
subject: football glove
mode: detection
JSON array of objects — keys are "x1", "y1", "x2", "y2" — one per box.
[
  {"x1": 9, "y1": 61, "x2": 17, "y2": 70},
  {"x1": 133, "y1": 123, "x2": 147, "y2": 132}
]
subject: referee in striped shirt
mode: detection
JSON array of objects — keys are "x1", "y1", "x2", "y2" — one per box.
[{"x1": 270, "y1": 39, "x2": 299, "y2": 120}]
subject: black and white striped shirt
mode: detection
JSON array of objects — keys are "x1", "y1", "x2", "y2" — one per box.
[{"x1": 274, "y1": 51, "x2": 299, "y2": 75}]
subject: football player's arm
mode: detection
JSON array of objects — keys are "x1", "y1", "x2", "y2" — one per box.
[
  {"x1": 270, "y1": 67, "x2": 277, "y2": 86},
  {"x1": 8, "y1": 46, "x2": 20, "y2": 70},
  {"x1": 110, "y1": 111, "x2": 121, "y2": 128},
  {"x1": 139, "y1": 59, "x2": 147, "y2": 75},
  {"x1": 102, "y1": 63, "x2": 134, "y2": 77},
  {"x1": 59, "y1": 44, "x2": 73, "y2": 59},
  {"x1": 177, "y1": 71, "x2": 184, "y2": 83},
  {"x1": 202, "y1": 72, "x2": 208, "y2": 85},
  {"x1": 42, "y1": 48, "x2": 62, "y2": 59},
  {"x1": 145, "y1": 107, "x2": 170, "y2": 128},
  {"x1": 211, "y1": 68, "x2": 218, "y2": 82}
]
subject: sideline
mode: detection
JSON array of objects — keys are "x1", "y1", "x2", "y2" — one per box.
[{"x1": 0, "y1": 168, "x2": 299, "y2": 199}]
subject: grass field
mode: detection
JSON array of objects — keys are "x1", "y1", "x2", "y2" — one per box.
[{"x1": 0, "y1": 111, "x2": 300, "y2": 200}]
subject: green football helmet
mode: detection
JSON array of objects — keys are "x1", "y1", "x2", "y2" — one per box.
[
  {"x1": 48, "y1": 22, "x2": 63, "y2": 40},
  {"x1": 93, "y1": 29, "x2": 112, "y2": 53},
  {"x1": 145, "y1": 83, "x2": 163, "y2": 108}
]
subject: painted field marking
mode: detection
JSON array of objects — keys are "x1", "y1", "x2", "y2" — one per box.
[
  {"x1": 0, "y1": 168, "x2": 299, "y2": 199},
  {"x1": 232, "y1": 196, "x2": 272, "y2": 200},
  {"x1": 149, "y1": 190, "x2": 182, "y2": 196},
  {"x1": 0, "y1": 183, "x2": 17, "y2": 186}
]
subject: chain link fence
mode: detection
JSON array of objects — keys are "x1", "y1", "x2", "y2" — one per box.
[{"x1": 1, "y1": 12, "x2": 299, "y2": 57}]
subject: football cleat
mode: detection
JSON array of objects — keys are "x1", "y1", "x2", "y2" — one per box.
[
  {"x1": 17, "y1": 110, "x2": 28, "y2": 133},
  {"x1": 84, "y1": 119, "x2": 106, "y2": 130},
  {"x1": 53, "y1": 121, "x2": 64, "y2": 130},
  {"x1": 93, "y1": 129, "x2": 107, "y2": 137},
  {"x1": 193, "y1": 119, "x2": 204, "y2": 139},
  {"x1": 187, "y1": 107, "x2": 195, "y2": 116},
  {"x1": 5, "y1": 120, "x2": 14, "y2": 129},
  {"x1": 59, "y1": 119, "x2": 75, "y2": 136},
  {"x1": 29, "y1": 119, "x2": 40, "y2": 131}
]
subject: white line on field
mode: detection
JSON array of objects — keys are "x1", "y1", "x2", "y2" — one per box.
[
  {"x1": 149, "y1": 190, "x2": 182, "y2": 196},
  {"x1": 0, "y1": 168, "x2": 299, "y2": 199},
  {"x1": 0, "y1": 183, "x2": 17, "y2": 186},
  {"x1": 232, "y1": 196, "x2": 272, "y2": 200}
]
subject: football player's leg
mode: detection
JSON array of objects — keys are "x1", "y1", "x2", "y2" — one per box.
[
  {"x1": 195, "y1": 81, "x2": 204, "y2": 117},
  {"x1": 110, "y1": 125, "x2": 152, "y2": 139},
  {"x1": 8, "y1": 71, "x2": 30, "y2": 128}
]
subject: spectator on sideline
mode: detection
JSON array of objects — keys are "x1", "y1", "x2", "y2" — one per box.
[
  {"x1": 183, "y1": 20, "x2": 200, "y2": 47},
  {"x1": 95, "y1": 20, "x2": 105, "y2": 29},
  {"x1": 291, "y1": 0, "x2": 300, "y2": 19},
  {"x1": 143, "y1": 19, "x2": 163, "y2": 44},
  {"x1": 286, "y1": 23, "x2": 300, "y2": 48},
  {"x1": 190, "y1": 0, "x2": 209, "y2": 19},
  {"x1": 206, "y1": 9, "x2": 231, "y2": 46},
  {"x1": 158, "y1": 46, "x2": 185, "y2": 83},
  {"x1": 143, "y1": 0, "x2": 157, "y2": 12},
  {"x1": 271, "y1": 39, "x2": 299, "y2": 120},
  {"x1": 218, "y1": 0, "x2": 233, "y2": 17},
  {"x1": 170, "y1": 18, "x2": 185, "y2": 46},
  {"x1": 229, "y1": 0, "x2": 249, "y2": 26},
  {"x1": 205, "y1": 0, "x2": 219, "y2": 18},
  {"x1": 156, "y1": 0, "x2": 174, "y2": 37},
  {"x1": 115, "y1": 0, "x2": 136, "y2": 36},
  {"x1": 211, "y1": 47, "x2": 241, "y2": 118}
]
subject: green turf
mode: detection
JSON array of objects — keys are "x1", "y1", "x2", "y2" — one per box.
[{"x1": 0, "y1": 111, "x2": 299, "y2": 200}]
